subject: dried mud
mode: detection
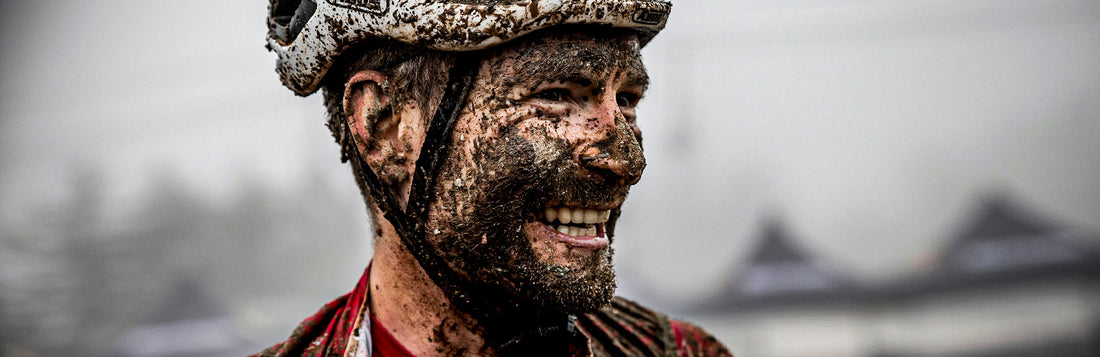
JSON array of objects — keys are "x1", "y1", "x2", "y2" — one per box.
[{"x1": 416, "y1": 28, "x2": 648, "y2": 354}]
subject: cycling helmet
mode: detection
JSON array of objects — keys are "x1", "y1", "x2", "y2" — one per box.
[{"x1": 267, "y1": 0, "x2": 672, "y2": 96}]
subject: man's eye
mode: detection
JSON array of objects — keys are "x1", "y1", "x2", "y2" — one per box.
[
  {"x1": 532, "y1": 89, "x2": 570, "y2": 102},
  {"x1": 616, "y1": 92, "x2": 640, "y2": 107}
]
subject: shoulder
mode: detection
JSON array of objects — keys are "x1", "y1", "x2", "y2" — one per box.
[
  {"x1": 668, "y1": 319, "x2": 733, "y2": 357},
  {"x1": 577, "y1": 296, "x2": 732, "y2": 357},
  {"x1": 250, "y1": 293, "x2": 356, "y2": 357}
]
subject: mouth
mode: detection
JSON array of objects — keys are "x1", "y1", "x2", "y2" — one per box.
[{"x1": 533, "y1": 206, "x2": 613, "y2": 249}]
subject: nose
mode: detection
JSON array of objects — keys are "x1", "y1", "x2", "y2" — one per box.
[
  {"x1": 576, "y1": 113, "x2": 646, "y2": 186},
  {"x1": 579, "y1": 144, "x2": 643, "y2": 185},
  {"x1": 571, "y1": 91, "x2": 646, "y2": 186}
]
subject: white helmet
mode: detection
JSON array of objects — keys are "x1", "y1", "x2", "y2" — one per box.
[{"x1": 267, "y1": 0, "x2": 672, "y2": 96}]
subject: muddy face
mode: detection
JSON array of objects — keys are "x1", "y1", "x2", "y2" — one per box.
[{"x1": 424, "y1": 29, "x2": 648, "y2": 317}]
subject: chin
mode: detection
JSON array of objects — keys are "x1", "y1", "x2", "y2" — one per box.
[
  {"x1": 517, "y1": 252, "x2": 618, "y2": 314},
  {"x1": 432, "y1": 216, "x2": 619, "y2": 315}
]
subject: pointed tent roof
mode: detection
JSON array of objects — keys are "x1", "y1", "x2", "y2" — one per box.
[
  {"x1": 903, "y1": 192, "x2": 1100, "y2": 295},
  {"x1": 952, "y1": 193, "x2": 1054, "y2": 240},
  {"x1": 703, "y1": 218, "x2": 855, "y2": 311},
  {"x1": 938, "y1": 193, "x2": 1098, "y2": 275},
  {"x1": 751, "y1": 220, "x2": 813, "y2": 263}
]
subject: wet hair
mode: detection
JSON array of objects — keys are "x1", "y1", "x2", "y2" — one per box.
[{"x1": 320, "y1": 40, "x2": 453, "y2": 206}]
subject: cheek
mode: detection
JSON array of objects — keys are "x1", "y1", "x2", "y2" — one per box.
[
  {"x1": 460, "y1": 107, "x2": 574, "y2": 163},
  {"x1": 513, "y1": 124, "x2": 573, "y2": 168}
]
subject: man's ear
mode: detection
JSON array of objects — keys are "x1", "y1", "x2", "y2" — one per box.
[{"x1": 343, "y1": 70, "x2": 414, "y2": 188}]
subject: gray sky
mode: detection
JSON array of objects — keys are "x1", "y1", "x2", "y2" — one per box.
[{"x1": 2, "y1": 0, "x2": 1099, "y2": 301}]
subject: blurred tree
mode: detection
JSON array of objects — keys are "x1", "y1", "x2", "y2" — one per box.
[{"x1": 1, "y1": 165, "x2": 373, "y2": 356}]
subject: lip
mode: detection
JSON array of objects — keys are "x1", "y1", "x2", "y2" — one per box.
[{"x1": 530, "y1": 220, "x2": 609, "y2": 249}]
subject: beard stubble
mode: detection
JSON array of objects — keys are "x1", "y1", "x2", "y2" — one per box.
[{"x1": 427, "y1": 127, "x2": 624, "y2": 319}]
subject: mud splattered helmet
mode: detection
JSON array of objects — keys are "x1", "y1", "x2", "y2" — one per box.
[{"x1": 267, "y1": 0, "x2": 672, "y2": 96}]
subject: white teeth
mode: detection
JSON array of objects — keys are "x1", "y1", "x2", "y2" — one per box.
[
  {"x1": 543, "y1": 207, "x2": 611, "y2": 224},
  {"x1": 545, "y1": 208, "x2": 558, "y2": 223},
  {"x1": 558, "y1": 207, "x2": 572, "y2": 224},
  {"x1": 552, "y1": 224, "x2": 598, "y2": 237},
  {"x1": 580, "y1": 209, "x2": 594, "y2": 224}
]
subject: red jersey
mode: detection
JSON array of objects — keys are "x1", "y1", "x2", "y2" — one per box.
[{"x1": 252, "y1": 267, "x2": 731, "y2": 357}]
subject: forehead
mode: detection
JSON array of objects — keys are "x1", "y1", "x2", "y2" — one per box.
[{"x1": 482, "y1": 29, "x2": 647, "y2": 88}]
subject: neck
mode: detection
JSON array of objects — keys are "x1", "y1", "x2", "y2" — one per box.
[
  {"x1": 368, "y1": 216, "x2": 585, "y2": 356},
  {"x1": 369, "y1": 218, "x2": 491, "y2": 357}
]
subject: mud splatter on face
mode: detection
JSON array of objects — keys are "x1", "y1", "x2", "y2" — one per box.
[
  {"x1": 433, "y1": 129, "x2": 622, "y2": 311},
  {"x1": 423, "y1": 29, "x2": 647, "y2": 325}
]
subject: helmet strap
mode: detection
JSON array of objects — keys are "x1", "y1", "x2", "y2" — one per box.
[{"x1": 343, "y1": 54, "x2": 488, "y2": 317}]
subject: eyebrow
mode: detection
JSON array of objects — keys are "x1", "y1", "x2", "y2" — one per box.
[
  {"x1": 525, "y1": 67, "x2": 649, "y2": 90},
  {"x1": 506, "y1": 46, "x2": 649, "y2": 90},
  {"x1": 622, "y1": 71, "x2": 649, "y2": 90},
  {"x1": 561, "y1": 76, "x2": 594, "y2": 87}
]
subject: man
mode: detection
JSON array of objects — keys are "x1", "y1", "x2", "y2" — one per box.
[{"x1": 257, "y1": 0, "x2": 730, "y2": 356}]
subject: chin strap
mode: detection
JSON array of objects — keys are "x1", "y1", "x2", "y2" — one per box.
[{"x1": 344, "y1": 54, "x2": 487, "y2": 316}]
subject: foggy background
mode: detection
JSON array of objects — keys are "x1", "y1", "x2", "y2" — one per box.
[{"x1": 2, "y1": 0, "x2": 1098, "y2": 356}]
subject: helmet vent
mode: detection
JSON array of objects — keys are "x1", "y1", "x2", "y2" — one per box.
[
  {"x1": 269, "y1": 0, "x2": 318, "y2": 45},
  {"x1": 331, "y1": 0, "x2": 387, "y2": 14}
]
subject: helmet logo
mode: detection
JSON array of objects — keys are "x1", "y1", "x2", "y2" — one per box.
[
  {"x1": 631, "y1": 8, "x2": 667, "y2": 25},
  {"x1": 331, "y1": 0, "x2": 387, "y2": 14}
]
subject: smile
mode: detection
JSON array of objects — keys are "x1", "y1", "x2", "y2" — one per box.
[{"x1": 534, "y1": 206, "x2": 612, "y2": 248}]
